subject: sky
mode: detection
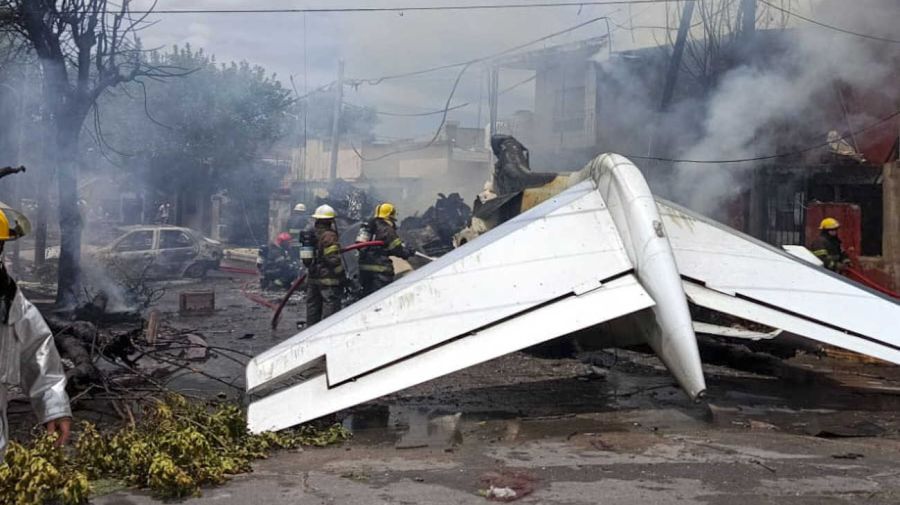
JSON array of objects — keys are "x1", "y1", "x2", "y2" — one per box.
[
  {"x1": 132, "y1": 0, "x2": 680, "y2": 139},
  {"x1": 129, "y1": 1, "x2": 846, "y2": 140}
]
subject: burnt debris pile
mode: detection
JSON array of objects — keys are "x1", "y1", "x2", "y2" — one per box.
[{"x1": 400, "y1": 193, "x2": 471, "y2": 257}]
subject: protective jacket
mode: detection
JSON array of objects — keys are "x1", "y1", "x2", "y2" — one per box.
[
  {"x1": 0, "y1": 275, "x2": 71, "y2": 462},
  {"x1": 260, "y1": 243, "x2": 298, "y2": 288},
  {"x1": 359, "y1": 218, "x2": 411, "y2": 276},
  {"x1": 308, "y1": 224, "x2": 345, "y2": 286},
  {"x1": 288, "y1": 213, "x2": 307, "y2": 241},
  {"x1": 809, "y1": 232, "x2": 849, "y2": 272}
]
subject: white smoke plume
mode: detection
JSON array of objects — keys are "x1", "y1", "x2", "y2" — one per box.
[{"x1": 674, "y1": 0, "x2": 900, "y2": 215}]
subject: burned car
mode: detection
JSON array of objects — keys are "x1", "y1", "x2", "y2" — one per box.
[{"x1": 92, "y1": 225, "x2": 222, "y2": 278}]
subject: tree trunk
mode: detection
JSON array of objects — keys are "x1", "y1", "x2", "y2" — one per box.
[
  {"x1": 33, "y1": 116, "x2": 52, "y2": 270},
  {"x1": 54, "y1": 119, "x2": 83, "y2": 308}
]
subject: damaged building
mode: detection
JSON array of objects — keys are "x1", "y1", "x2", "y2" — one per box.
[{"x1": 486, "y1": 29, "x2": 900, "y2": 291}]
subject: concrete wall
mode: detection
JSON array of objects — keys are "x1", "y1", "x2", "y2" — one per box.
[
  {"x1": 529, "y1": 59, "x2": 599, "y2": 170},
  {"x1": 285, "y1": 138, "x2": 490, "y2": 216},
  {"x1": 268, "y1": 192, "x2": 293, "y2": 245},
  {"x1": 291, "y1": 140, "x2": 363, "y2": 182}
]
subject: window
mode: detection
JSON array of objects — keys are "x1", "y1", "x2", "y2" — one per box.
[
  {"x1": 160, "y1": 230, "x2": 194, "y2": 249},
  {"x1": 114, "y1": 230, "x2": 154, "y2": 252}
]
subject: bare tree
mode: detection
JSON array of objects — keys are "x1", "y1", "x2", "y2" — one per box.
[
  {"x1": 2, "y1": 0, "x2": 188, "y2": 306},
  {"x1": 663, "y1": 0, "x2": 795, "y2": 91}
]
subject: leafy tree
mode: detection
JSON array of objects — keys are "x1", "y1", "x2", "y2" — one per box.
[
  {"x1": 102, "y1": 46, "x2": 292, "y2": 193},
  {"x1": 97, "y1": 45, "x2": 293, "y2": 242}
]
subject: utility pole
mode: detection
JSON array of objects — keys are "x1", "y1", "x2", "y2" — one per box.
[
  {"x1": 11, "y1": 80, "x2": 24, "y2": 274},
  {"x1": 488, "y1": 65, "x2": 500, "y2": 139},
  {"x1": 328, "y1": 60, "x2": 344, "y2": 182},
  {"x1": 476, "y1": 68, "x2": 484, "y2": 135}
]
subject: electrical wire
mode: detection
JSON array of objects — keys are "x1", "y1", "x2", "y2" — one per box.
[
  {"x1": 345, "y1": 17, "x2": 609, "y2": 85},
  {"x1": 350, "y1": 62, "x2": 472, "y2": 161},
  {"x1": 759, "y1": 0, "x2": 900, "y2": 44},
  {"x1": 626, "y1": 109, "x2": 900, "y2": 164},
  {"x1": 347, "y1": 74, "x2": 536, "y2": 117},
  {"x1": 127, "y1": 1, "x2": 684, "y2": 15},
  {"x1": 341, "y1": 14, "x2": 610, "y2": 160}
]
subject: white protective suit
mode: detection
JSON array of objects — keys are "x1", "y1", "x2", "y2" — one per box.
[{"x1": 0, "y1": 287, "x2": 71, "y2": 462}]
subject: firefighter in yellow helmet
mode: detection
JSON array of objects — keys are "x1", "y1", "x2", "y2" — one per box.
[
  {"x1": 301, "y1": 204, "x2": 346, "y2": 325},
  {"x1": 0, "y1": 205, "x2": 72, "y2": 462},
  {"x1": 809, "y1": 217, "x2": 850, "y2": 272},
  {"x1": 357, "y1": 203, "x2": 415, "y2": 296}
]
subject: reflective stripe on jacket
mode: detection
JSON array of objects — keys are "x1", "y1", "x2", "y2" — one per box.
[
  {"x1": 359, "y1": 218, "x2": 409, "y2": 275},
  {"x1": 809, "y1": 233, "x2": 847, "y2": 272},
  {"x1": 308, "y1": 226, "x2": 345, "y2": 283}
]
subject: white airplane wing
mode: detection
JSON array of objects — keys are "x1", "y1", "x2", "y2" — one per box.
[
  {"x1": 659, "y1": 200, "x2": 900, "y2": 363},
  {"x1": 247, "y1": 179, "x2": 657, "y2": 433}
]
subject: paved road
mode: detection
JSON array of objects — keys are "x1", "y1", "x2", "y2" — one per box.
[
  {"x1": 96, "y1": 405, "x2": 900, "y2": 505},
  {"x1": 76, "y1": 275, "x2": 900, "y2": 504}
]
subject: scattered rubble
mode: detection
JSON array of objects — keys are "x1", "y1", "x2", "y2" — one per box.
[{"x1": 478, "y1": 470, "x2": 538, "y2": 502}]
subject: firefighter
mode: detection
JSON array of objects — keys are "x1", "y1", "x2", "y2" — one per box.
[
  {"x1": 809, "y1": 217, "x2": 850, "y2": 272},
  {"x1": 288, "y1": 203, "x2": 308, "y2": 242},
  {"x1": 358, "y1": 203, "x2": 416, "y2": 296},
  {"x1": 259, "y1": 232, "x2": 298, "y2": 290},
  {"x1": 302, "y1": 205, "x2": 345, "y2": 325},
  {"x1": 0, "y1": 206, "x2": 71, "y2": 462}
]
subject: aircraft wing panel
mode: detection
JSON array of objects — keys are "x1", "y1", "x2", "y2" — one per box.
[
  {"x1": 685, "y1": 282, "x2": 900, "y2": 364},
  {"x1": 247, "y1": 180, "x2": 634, "y2": 392},
  {"x1": 658, "y1": 200, "x2": 900, "y2": 357},
  {"x1": 248, "y1": 275, "x2": 654, "y2": 433}
]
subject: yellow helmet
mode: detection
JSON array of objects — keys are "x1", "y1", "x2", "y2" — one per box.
[
  {"x1": 374, "y1": 202, "x2": 397, "y2": 220},
  {"x1": 312, "y1": 204, "x2": 336, "y2": 220},
  {"x1": 819, "y1": 217, "x2": 840, "y2": 230},
  {"x1": 0, "y1": 203, "x2": 29, "y2": 241}
]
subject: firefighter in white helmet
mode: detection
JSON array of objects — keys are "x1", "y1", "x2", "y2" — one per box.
[
  {"x1": 288, "y1": 203, "x2": 308, "y2": 242},
  {"x1": 300, "y1": 205, "x2": 345, "y2": 325},
  {"x1": 0, "y1": 204, "x2": 71, "y2": 462}
]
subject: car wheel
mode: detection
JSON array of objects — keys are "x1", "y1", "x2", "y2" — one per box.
[{"x1": 183, "y1": 263, "x2": 208, "y2": 279}]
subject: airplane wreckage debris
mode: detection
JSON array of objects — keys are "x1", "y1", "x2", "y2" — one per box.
[{"x1": 246, "y1": 139, "x2": 900, "y2": 434}]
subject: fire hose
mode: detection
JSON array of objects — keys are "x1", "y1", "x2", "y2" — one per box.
[
  {"x1": 219, "y1": 265, "x2": 282, "y2": 310},
  {"x1": 270, "y1": 240, "x2": 386, "y2": 330},
  {"x1": 844, "y1": 266, "x2": 900, "y2": 299},
  {"x1": 220, "y1": 265, "x2": 260, "y2": 276}
]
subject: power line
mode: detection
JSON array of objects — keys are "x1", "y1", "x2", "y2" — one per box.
[
  {"x1": 346, "y1": 17, "x2": 609, "y2": 85},
  {"x1": 349, "y1": 74, "x2": 536, "y2": 117},
  {"x1": 627, "y1": 109, "x2": 900, "y2": 164},
  {"x1": 351, "y1": 63, "x2": 472, "y2": 161},
  {"x1": 293, "y1": 14, "x2": 604, "y2": 102},
  {"x1": 128, "y1": 1, "x2": 682, "y2": 15},
  {"x1": 759, "y1": 0, "x2": 900, "y2": 44}
]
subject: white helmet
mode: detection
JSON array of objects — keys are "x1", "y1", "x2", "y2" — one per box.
[
  {"x1": 293, "y1": 203, "x2": 307, "y2": 213},
  {"x1": 312, "y1": 204, "x2": 336, "y2": 220}
]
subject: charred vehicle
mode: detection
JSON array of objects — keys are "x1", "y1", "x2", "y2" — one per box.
[{"x1": 93, "y1": 225, "x2": 223, "y2": 279}]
